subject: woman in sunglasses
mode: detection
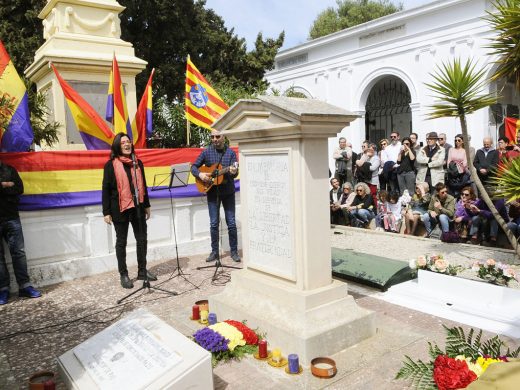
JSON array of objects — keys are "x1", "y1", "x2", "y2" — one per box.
[
  {"x1": 453, "y1": 186, "x2": 478, "y2": 243},
  {"x1": 396, "y1": 136, "x2": 416, "y2": 195}
]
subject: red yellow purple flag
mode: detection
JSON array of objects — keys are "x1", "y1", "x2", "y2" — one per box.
[
  {"x1": 505, "y1": 117, "x2": 520, "y2": 144},
  {"x1": 106, "y1": 55, "x2": 137, "y2": 141},
  {"x1": 52, "y1": 64, "x2": 114, "y2": 149},
  {"x1": 132, "y1": 69, "x2": 154, "y2": 148},
  {"x1": 185, "y1": 57, "x2": 228, "y2": 130},
  {"x1": 0, "y1": 40, "x2": 34, "y2": 152}
]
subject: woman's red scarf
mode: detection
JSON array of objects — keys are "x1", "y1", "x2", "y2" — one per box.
[{"x1": 112, "y1": 156, "x2": 145, "y2": 213}]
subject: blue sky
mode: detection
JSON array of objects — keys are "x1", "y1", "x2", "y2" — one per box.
[{"x1": 205, "y1": 0, "x2": 433, "y2": 50}]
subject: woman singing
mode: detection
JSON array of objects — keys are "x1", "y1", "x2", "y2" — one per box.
[{"x1": 102, "y1": 133, "x2": 155, "y2": 289}]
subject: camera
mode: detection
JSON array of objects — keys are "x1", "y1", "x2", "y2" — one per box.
[{"x1": 506, "y1": 145, "x2": 515, "y2": 151}]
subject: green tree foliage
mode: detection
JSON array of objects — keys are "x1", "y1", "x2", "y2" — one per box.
[
  {"x1": 24, "y1": 79, "x2": 60, "y2": 148},
  {"x1": 309, "y1": 0, "x2": 403, "y2": 40},
  {"x1": 0, "y1": 0, "x2": 45, "y2": 72},
  {"x1": 119, "y1": 0, "x2": 283, "y2": 99},
  {"x1": 486, "y1": 0, "x2": 520, "y2": 90}
]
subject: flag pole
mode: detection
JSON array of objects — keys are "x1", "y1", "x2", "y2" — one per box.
[
  {"x1": 186, "y1": 54, "x2": 191, "y2": 146},
  {"x1": 187, "y1": 120, "x2": 191, "y2": 146}
]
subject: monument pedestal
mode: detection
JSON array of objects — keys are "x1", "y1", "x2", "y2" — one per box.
[
  {"x1": 211, "y1": 269, "x2": 375, "y2": 363},
  {"x1": 212, "y1": 96, "x2": 376, "y2": 363}
]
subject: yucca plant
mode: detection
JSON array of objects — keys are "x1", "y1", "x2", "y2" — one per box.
[
  {"x1": 486, "y1": 0, "x2": 520, "y2": 90},
  {"x1": 425, "y1": 58, "x2": 519, "y2": 258}
]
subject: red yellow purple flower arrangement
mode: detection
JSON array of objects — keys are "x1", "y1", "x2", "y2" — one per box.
[
  {"x1": 396, "y1": 325, "x2": 520, "y2": 389},
  {"x1": 193, "y1": 320, "x2": 261, "y2": 366}
]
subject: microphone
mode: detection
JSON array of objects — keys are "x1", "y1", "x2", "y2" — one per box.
[{"x1": 131, "y1": 151, "x2": 137, "y2": 166}]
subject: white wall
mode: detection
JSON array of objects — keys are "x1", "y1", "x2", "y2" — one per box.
[
  {"x1": 265, "y1": 0, "x2": 500, "y2": 174},
  {"x1": 3, "y1": 195, "x2": 241, "y2": 290}
]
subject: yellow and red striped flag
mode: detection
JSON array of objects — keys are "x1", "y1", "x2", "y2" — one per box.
[{"x1": 185, "y1": 57, "x2": 228, "y2": 130}]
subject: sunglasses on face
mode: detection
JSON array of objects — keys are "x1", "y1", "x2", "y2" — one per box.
[
  {"x1": 356, "y1": 189, "x2": 364, "y2": 193},
  {"x1": 461, "y1": 193, "x2": 470, "y2": 197},
  {"x1": 403, "y1": 143, "x2": 410, "y2": 146},
  {"x1": 211, "y1": 135, "x2": 222, "y2": 139},
  {"x1": 381, "y1": 142, "x2": 387, "y2": 146},
  {"x1": 439, "y1": 190, "x2": 448, "y2": 194},
  {"x1": 390, "y1": 135, "x2": 398, "y2": 139},
  {"x1": 455, "y1": 139, "x2": 463, "y2": 143}
]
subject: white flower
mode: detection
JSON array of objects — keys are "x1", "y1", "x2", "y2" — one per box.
[{"x1": 409, "y1": 259, "x2": 417, "y2": 269}]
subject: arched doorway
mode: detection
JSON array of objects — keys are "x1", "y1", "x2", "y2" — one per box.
[{"x1": 364, "y1": 76, "x2": 411, "y2": 143}]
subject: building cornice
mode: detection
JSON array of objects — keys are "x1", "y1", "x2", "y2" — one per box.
[{"x1": 276, "y1": 0, "x2": 477, "y2": 60}]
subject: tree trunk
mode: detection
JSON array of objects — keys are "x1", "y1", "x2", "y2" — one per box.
[{"x1": 459, "y1": 115, "x2": 520, "y2": 260}]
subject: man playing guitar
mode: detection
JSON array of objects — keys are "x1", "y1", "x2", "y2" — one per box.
[{"x1": 191, "y1": 129, "x2": 240, "y2": 262}]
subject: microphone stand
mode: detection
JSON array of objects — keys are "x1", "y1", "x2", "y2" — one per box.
[
  {"x1": 117, "y1": 152, "x2": 178, "y2": 304},
  {"x1": 197, "y1": 158, "x2": 241, "y2": 281}
]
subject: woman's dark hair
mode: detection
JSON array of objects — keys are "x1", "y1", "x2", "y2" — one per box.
[
  {"x1": 401, "y1": 137, "x2": 412, "y2": 146},
  {"x1": 454, "y1": 134, "x2": 464, "y2": 147},
  {"x1": 461, "y1": 186, "x2": 476, "y2": 201},
  {"x1": 110, "y1": 132, "x2": 134, "y2": 159}
]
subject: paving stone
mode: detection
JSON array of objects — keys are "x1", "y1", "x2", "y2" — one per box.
[{"x1": 0, "y1": 231, "x2": 518, "y2": 389}]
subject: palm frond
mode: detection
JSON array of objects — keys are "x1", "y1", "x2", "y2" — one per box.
[
  {"x1": 395, "y1": 356, "x2": 436, "y2": 390},
  {"x1": 506, "y1": 345, "x2": 520, "y2": 358},
  {"x1": 485, "y1": 0, "x2": 520, "y2": 89},
  {"x1": 490, "y1": 158, "x2": 520, "y2": 201},
  {"x1": 425, "y1": 58, "x2": 497, "y2": 119},
  {"x1": 480, "y1": 335, "x2": 506, "y2": 357},
  {"x1": 428, "y1": 342, "x2": 444, "y2": 360},
  {"x1": 443, "y1": 325, "x2": 482, "y2": 360}
]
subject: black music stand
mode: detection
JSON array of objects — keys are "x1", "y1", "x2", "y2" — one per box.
[
  {"x1": 150, "y1": 163, "x2": 198, "y2": 289},
  {"x1": 117, "y1": 156, "x2": 179, "y2": 304}
]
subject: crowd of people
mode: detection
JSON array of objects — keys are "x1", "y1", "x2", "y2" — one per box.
[{"x1": 330, "y1": 131, "x2": 520, "y2": 247}]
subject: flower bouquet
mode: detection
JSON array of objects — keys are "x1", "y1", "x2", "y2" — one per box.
[
  {"x1": 409, "y1": 254, "x2": 462, "y2": 276},
  {"x1": 471, "y1": 259, "x2": 518, "y2": 286},
  {"x1": 193, "y1": 320, "x2": 261, "y2": 366},
  {"x1": 396, "y1": 325, "x2": 520, "y2": 389}
]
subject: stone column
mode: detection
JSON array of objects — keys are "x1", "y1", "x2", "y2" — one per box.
[
  {"x1": 25, "y1": 0, "x2": 146, "y2": 150},
  {"x1": 210, "y1": 96, "x2": 375, "y2": 363}
]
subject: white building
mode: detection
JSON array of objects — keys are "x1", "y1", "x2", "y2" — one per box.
[{"x1": 265, "y1": 0, "x2": 519, "y2": 167}]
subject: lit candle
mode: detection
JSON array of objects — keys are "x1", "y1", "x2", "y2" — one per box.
[
  {"x1": 272, "y1": 348, "x2": 281, "y2": 363},
  {"x1": 288, "y1": 354, "x2": 299, "y2": 374},
  {"x1": 208, "y1": 312, "x2": 217, "y2": 325},
  {"x1": 258, "y1": 340, "x2": 268, "y2": 358},
  {"x1": 200, "y1": 310, "x2": 209, "y2": 324},
  {"x1": 192, "y1": 305, "x2": 200, "y2": 320}
]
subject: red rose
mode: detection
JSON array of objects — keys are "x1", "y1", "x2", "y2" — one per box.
[
  {"x1": 224, "y1": 320, "x2": 259, "y2": 345},
  {"x1": 433, "y1": 355, "x2": 477, "y2": 390}
]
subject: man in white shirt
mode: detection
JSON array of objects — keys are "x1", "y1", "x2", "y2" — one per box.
[
  {"x1": 332, "y1": 137, "x2": 353, "y2": 187},
  {"x1": 381, "y1": 131, "x2": 401, "y2": 193}
]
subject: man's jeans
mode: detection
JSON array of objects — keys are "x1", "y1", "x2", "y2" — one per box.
[
  {"x1": 470, "y1": 216, "x2": 499, "y2": 238},
  {"x1": 0, "y1": 218, "x2": 31, "y2": 290},
  {"x1": 208, "y1": 192, "x2": 238, "y2": 254},
  {"x1": 422, "y1": 212, "x2": 451, "y2": 233}
]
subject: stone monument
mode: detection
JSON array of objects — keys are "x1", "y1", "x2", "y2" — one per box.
[
  {"x1": 25, "y1": 0, "x2": 146, "y2": 150},
  {"x1": 210, "y1": 96, "x2": 376, "y2": 363}
]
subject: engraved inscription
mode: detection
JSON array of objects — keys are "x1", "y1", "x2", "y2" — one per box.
[{"x1": 246, "y1": 154, "x2": 294, "y2": 279}]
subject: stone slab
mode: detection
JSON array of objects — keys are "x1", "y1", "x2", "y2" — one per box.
[
  {"x1": 57, "y1": 308, "x2": 213, "y2": 390},
  {"x1": 381, "y1": 270, "x2": 520, "y2": 338}
]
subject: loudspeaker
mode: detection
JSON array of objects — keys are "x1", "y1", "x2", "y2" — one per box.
[
  {"x1": 331, "y1": 247, "x2": 413, "y2": 291},
  {"x1": 506, "y1": 104, "x2": 519, "y2": 118},
  {"x1": 490, "y1": 103, "x2": 503, "y2": 125}
]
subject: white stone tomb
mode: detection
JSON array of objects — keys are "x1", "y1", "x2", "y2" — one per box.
[{"x1": 210, "y1": 96, "x2": 376, "y2": 363}]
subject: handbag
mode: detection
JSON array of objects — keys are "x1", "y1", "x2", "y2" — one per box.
[{"x1": 440, "y1": 230, "x2": 460, "y2": 243}]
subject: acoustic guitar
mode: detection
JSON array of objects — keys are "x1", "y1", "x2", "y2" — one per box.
[{"x1": 195, "y1": 162, "x2": 238, "y2": 193}]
